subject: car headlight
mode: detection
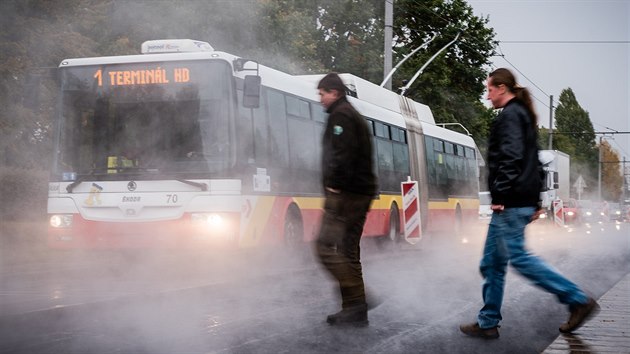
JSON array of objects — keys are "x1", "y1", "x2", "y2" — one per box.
[
  {"x1": 586, "y1": 211, "x2": 592, "y2": 216},
  {"x1": 566, "y1": 211, "x2": 574, "y2": 216},
  {"x1": 615, "y1": 211, "x2": 621, "y2": 215},
  {"x1": 50, "y1": 214, "x2": 73, "y2": 228},
  {"x1": 539, "y1": 213, "x2": 547, "y2": 219}
]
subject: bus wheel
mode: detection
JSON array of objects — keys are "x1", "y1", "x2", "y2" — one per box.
[
  {"x1": 284, "y1": 205, "x2": 304, "y2": 250},
  {"x1": 378, "y1": 205, "x2": 399, "y2": 250}
]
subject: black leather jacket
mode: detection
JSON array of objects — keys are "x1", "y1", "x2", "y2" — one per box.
[
  {"x1": 322, "y1": 96, "x2": 378, "y2": 196},
  {"x1": 487, "y1": 98, "x2": 541, "y2": 207}
]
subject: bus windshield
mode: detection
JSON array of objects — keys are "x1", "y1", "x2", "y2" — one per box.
[{"x1": 54, "y1": 60, "x2": 233, "y2": 181}]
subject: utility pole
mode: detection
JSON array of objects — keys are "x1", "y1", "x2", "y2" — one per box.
[
  {"x1": 598, "y1": 136, "x2": 603, "y2": 201},
  {"x1": 624, "y1": 157, "x2": 628, "y2": 200},
  {"x1": 548, "y1": 95, "x2": 553, "y2": 149},
  {"x1": 383, "y1": 0, "x2": 394, "y2": 90}
]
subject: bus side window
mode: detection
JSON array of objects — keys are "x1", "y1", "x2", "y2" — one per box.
[
  {"x1": 266, "y1": 90, "x2": 289, "y2": 167},
  {"x1": 424, "y1": 136, "x2": 439, "y2": 199},
  {"x1": 286, "y1": 97, "x2": 317, "y2": 171},
  {"x1": 391, "y1": 128, "x2": 409, "y2": 176}
]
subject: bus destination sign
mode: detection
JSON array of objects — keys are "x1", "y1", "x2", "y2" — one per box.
[{"x1": 93, "y1": 67, "x2": 191, "y2": 87}]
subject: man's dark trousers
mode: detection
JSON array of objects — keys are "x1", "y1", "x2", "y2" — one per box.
[{"x1": 316, "y1": 190, "x2": 372, "y2": 309}]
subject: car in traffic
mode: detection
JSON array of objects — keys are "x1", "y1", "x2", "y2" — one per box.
[
  {"x1": 622, "y1": 199, "x2": 630, "y2": 222},
  {"x1": 608, "y1": 202, "x2": 623, "y2": 222},
  {"x1": 577, "y1": 199, "x2": 595, "y2": 224},
  {"x1": 562, "y1": 198, "x2": 579, "y2": 225}
]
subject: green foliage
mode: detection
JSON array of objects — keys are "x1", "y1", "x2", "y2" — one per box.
[{"x1": 553, "y1": 88, "x2": 598, "y2": 197}]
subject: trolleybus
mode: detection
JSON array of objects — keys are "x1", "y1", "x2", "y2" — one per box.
[{"x1": 48, "y1": 39, "x2": 479, "y2": 248}]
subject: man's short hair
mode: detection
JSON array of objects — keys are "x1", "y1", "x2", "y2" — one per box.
[{"x1": 317, "y1": 73, "x2": 347, "y2": 97}]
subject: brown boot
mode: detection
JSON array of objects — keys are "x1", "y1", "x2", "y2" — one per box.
[
  {"x1": 559, "y1": 297, "x2": 600, "y2": 333},
  {"x1": 459, "y1": 322, "x2": 500, "y2": 339},
  {"x1": 326, "y1": 304, "x2": 368, "y2": 327}
]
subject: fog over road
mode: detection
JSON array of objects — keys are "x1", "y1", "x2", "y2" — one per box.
[{"x1": 1, "y1": 221, "x2": 628, "y2": 353}]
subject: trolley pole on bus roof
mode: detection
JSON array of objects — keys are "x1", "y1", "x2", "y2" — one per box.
[
  {"x1": 399, "y1": 32, "x2": 460, "y2": 97},
  {"x1": 381, "y1": 33, "x2": 437, "y2": 89}
]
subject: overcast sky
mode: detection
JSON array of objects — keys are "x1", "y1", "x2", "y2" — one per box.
[{"x1": 468, "y1": 0, "x2": 629, "y2": 162}]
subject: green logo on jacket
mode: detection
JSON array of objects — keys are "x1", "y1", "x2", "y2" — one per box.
[{"x1": 333, "y1": 125, "x2": 343, "y2": 135}]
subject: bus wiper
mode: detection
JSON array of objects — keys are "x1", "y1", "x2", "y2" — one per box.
[
  {"x1": 176, "y1": 179, "x2": 208, "y2": 191},
  {"x1": 66, "y1": 169, "x2": 111, "y2": 193},
  {"x1": 66, "y1": 179, "x2": 83, "y2": 193}
]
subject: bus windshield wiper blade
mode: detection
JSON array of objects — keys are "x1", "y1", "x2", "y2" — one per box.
[
  {"x1": 65, "y1": 169, "x2": 116, "y2": 193},
  {"x1": 176, "y1": 179, "x2": 208, "y2": 191},
  {"x1": 66, "y1": 179, "x2": 83, "y2": 193}
]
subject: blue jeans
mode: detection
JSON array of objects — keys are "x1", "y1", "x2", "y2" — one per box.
[{"x1": 477, "y1": 206, "x2": 588, "y2": 329}]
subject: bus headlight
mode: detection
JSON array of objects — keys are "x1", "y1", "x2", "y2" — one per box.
[
  {"x1": 192, "y1": 213, "x2": 224, "y2": 228},
  {"x1": 50, "y1": 214, "x2": 73, "y2": 228}
]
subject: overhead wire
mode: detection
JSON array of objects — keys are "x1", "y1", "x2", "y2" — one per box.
[
  {"x1": 409, "y1": 2, "x2": 629, "y2": 159},
  {"x1": 412, "y1": 2, "x2": 553, "y2": 109},
  {"x1": 591, "y1": 121, "x2": 630, "y2": 158}
]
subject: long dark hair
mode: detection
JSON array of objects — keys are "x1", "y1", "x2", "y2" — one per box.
[{"x1": 489, "y1": 68, "x2": 538, "y2": 127}]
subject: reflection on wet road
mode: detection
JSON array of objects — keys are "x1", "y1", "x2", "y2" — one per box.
[{"x1": 1, "y1": 221, "x2": 628, "y2": 353}]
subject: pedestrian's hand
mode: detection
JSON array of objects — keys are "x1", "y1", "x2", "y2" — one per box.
[{"x1": 491, "y1": 204, "x2": 504, "y2": 212}]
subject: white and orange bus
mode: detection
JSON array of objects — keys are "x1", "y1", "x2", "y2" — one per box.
[{"x1": 48, "y1": 39, "x2": 479, "y2": 249}]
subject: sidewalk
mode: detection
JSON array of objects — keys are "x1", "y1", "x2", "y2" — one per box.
[{"x1": 543, "y1": 273, "x2": 630, "y2": 353}]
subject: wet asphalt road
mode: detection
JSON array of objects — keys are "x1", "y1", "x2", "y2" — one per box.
[{"x1": 1, "y1": 221, "x2": 628, "y2": 353}]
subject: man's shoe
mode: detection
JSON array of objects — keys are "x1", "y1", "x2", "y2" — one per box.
[
  {"x1": 326, "y1": 305, "x2": 368, "y2": 327},
  {"x1": 459, "y1": 322, "x2": 499, "y2": 339},
  {"x1": 559, "y1": 297, "x2": 600, "y2": 333}
]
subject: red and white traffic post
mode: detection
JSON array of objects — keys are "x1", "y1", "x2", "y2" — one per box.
[
  {"x1": 401, "y1": 177, "x2": 422, "y2": 244},
  {"x1": 553, "y1": 199, "x2": 565, "y2": 227}
]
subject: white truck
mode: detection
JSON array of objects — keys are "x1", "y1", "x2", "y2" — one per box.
[{"x1": 539, "y1": 150, "x2": 570, "y2": 217}]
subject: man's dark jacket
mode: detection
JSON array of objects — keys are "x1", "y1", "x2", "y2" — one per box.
[
  {"x1": 322, "y1": 96, "x2": 378, "y2": 197},
  {"x1": 487, "y1": 98, "x2": 541, "y2": 207}
]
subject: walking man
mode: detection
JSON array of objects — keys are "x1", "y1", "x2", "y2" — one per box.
[
  {"x1": 460, "y1": 68, "x2": 599, "y2": 339},
  {"x1": 315, "y1": 73, "x2": 378, "y2": 327}
]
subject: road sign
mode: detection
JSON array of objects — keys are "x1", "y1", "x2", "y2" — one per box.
[
  {"x1": 401, "y1": 177, "x2": 421, "y2": 244},
  {"x1": 573, "y1": 175, "x2": 587, "y2": 200}
]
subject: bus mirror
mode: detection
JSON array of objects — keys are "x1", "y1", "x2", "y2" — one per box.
[{"x1": 243, "y1": 75, "x2": 261, "y2": 109}]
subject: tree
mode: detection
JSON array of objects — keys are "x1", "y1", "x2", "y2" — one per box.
[
  {"x1": 1, "y1": 0, "x2": 499, "y2": 168},
  {"x1": 553, "y1": 88, "x2": 598, "y2": 196},
  {"x1": 599, "y1": 139, "x2": 623, "y2": 201}
]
